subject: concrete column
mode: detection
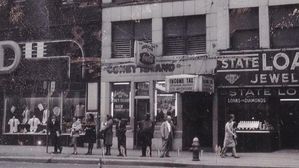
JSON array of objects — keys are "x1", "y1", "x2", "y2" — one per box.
[
  {"x1": 212, "y1": 88, "x2": 218, "y2": 149},
  {"x1": 216, "y1": 0, "x2": 230, "y2": 50},
  {"x1": 149, "y1": 80, "x2": 155, "y2": 120},
  {"x1": 130, "y1": 82, "x2": 135, "y2": 128},
  {"x1": 152, "y1": 18, "x2": 163, "y2": 56},
  {"x1": 259, "y1": 5, "x2": 270, "y2": 48},
  {"x1": 100, "y1": 82, "x2": 111, "y2": 123}
]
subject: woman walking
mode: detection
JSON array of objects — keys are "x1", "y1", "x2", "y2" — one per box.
[
  {"x1": 221, "y1": 114, "x2": 239, "y2": 158},
  {"x1": 71, "y1": 117, "x2": 82, "y2": 155},
  {"x1": 85, "y1": 113, "x2": 96, "y2": 155},
  {"x1": 100, "y1": 115, "x2": 113, "y2": 155}
]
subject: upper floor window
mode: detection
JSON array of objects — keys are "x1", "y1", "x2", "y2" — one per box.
[
  {"x1": 112, "y1": 20, "x2": 151, "y2": 58},
  {"x1": 163, "y1": 15, "x2": 206, "y2": 56},
  {"x1": 270, "y1": 5, "x2": 299, "y2": 48},
  {"x1": 229, "y1": 8, "x2": 259, "y2": 50}
]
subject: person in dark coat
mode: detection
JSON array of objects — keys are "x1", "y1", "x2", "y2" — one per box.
[
  {"x1": 116, "y1": 117, "x2": 127, "y2": 156},
  {"x1": 48, "y1": 116, "x2": 62, "y2": 154},
  {"x1": 100, "y1": 114, "x2": 113, "y2": 155},
  {"x1": 84, "y1": 113, "x2": 96, "y2": 155},
  {"x1": 139, "y1": 113, "x2": 154, "y2": 157}
]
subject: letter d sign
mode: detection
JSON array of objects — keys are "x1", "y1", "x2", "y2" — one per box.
[{"x1": 0, "y1": 41, "x2": 21, "y2": 74}]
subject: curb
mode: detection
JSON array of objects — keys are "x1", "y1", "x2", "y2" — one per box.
[{"x1": 0, "y1": 156, "x2": 293, "y2": 168}]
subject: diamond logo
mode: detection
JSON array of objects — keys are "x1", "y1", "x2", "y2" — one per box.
[{"x1": 225, "y1": 74, "x2": 240, "y2": 84}]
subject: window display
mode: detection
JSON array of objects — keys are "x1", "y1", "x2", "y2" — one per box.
[
  {"x1": 111, "y1": 83, "x2": 130, "y2": 120},
  {"x1": 3, "y1": 88, "x2": 86, "y2": 135},
  {"x1": 155, "y1": 81, "x2": 177, "y2": 123}
]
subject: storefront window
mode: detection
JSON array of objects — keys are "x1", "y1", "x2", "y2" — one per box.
[
  {"x1": 111, "y1": 82, "x2": 130, "y2": 120},
  {"x1": 135, "y1": 82, "x2": 149, "y2": 96},
  {"x1": 3, "y1": 82, "x2": 86, "y2": 135},
  {"x1": 4, "y1": 96, "x2": 62, "y2": 134},
  {"x1": 155, "y1": 81, "x2": 177, "y2": 123}
]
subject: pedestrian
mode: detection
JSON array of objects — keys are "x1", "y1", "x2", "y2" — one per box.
[
  {"x1": 100, "y1": 114, "x2": 113, "y2": 155},
  {"x1": 160, "y1": 115, "x2": 174, "y2": 158},
  {"x1": 70, "y1": 117, "x2": 82, "y2": 155},
  {"x1": 139, "y1": 113, "x2": 154, "y2": 157},
  {"x1": 221, "y1": 114, "x2": 240, "y2": 158},
  {"x1": 48, "y1": 116, "x2": 62, "y2": 154},
  {"x1": 84, "y1": 113, "x2": 96, "y2": 155},
  {"x1": 116, "y1": 117, "x2": 127, "y2": 157}
]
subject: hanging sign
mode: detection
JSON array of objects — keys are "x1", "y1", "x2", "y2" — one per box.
[
  {"x1": 134, "y1": 40, "x2": 157, "y2": 68},
  {"x1": 166, "y1": 74, "x2": 214, "y2": 93}
]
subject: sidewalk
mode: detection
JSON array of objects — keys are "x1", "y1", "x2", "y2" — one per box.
[{"x1": 0, "y1": 145, "x2": 298, "y2": 168}]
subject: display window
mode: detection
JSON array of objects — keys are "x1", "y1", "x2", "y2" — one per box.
[
  {"x1": 3, "y1": 84, "x2": 86, "y2": 135},
  {"x1": 111, "y1": 82, "x2": 130, "y2": 120},
  {"x1": 155, "y1": 81, "x2": 177, "y2": 123}
]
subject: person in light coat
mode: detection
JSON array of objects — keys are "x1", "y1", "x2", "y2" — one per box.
[
  {"x1": 221, "y1": 114, "x2": 239, "y2": 158},
  {"x1": 100, "y1": 115, "x2": 113, "y2": 155},
  {"x1": 160, "y1": 115, "x2": 174, "y2": 158},
  {"x1": 71, "y1": 117, "x2": 82, "y2": 155}
]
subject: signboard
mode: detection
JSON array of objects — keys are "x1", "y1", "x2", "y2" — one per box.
[
  {"x1": 134, "y1": 40, "x2": 156, "y2": 68},
  {"x1": 112, "y1": 83, "x2": 130, "y2": 119},
  {"x1": 166, "y1": 74, "x2": 214, "y2": 93},
  {"x1": 216, "y1": 49, "x2": 299, "y2": 87},
  {"x1": 0, "y1": 41, "x2": 21, "y2": 74},
  {"x1": 220, "y1": 87, "x2": 299, "y2": 104}
]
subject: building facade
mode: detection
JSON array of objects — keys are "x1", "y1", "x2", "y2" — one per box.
[
  {"x1": 0, "y1": 0, "x2": 101, "y2": 146},
  {"x1": 102, "y1": 0, "x2": 299, "y2": 151}
]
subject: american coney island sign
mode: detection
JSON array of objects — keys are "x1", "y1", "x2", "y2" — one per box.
[
  {"x1": 216, "y1": 49, "x2": 299, "y2": 87},
  {"x1": 0, "y1": 41, "x2": 21, "y2": 74}
]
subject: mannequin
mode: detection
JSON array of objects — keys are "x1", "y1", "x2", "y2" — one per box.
[
  {"x1": 22, "y1": 106, "x2": 30, "y2": 124},
  {"x1": 42, "y1": 108, "x2": 50, "y2": 125},
  {"x1": 28, "y1": 115, "x2": 41, "y2": 132},
  {"x1": 8, "y1": 116, "x2": 20, "y2": 133},
  {"x1": 74, "y1": 103, "x2": 85, "y2": 119}
]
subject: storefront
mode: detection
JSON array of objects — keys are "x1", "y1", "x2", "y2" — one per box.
[
  {"x1": 0, "y1": 41, "x2": 99, "y2": 146},
  {"x1": 216, "y1": 49, "x2": 299, "y2": 151},
  {"x1": 101, "y1": 54, "x2": 215, "y2": 150}
]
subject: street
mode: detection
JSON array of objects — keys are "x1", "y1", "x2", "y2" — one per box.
[{"x1": 0, "y1": 161, "x2": 167, "y2": 168}]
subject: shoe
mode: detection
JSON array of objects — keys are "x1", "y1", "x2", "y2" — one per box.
[
  {"x1": 233, "y1": 155, "x2": 240, "y2": 158},
  {"x1": 117, "y1": 154, "x2": 124, "y2": 157},
  {"x1": 165, "y1": 155, "x2": 170, "y2": 157},
  {"x1": 52, "y1": 151, "x2": 58, "y2": 154},
  {"x1": 140, "y1": 155, "x2": 146, "y2": 157},
  {"x1": 160, "y1": 155, "x2": 164, "y2": 158},
  {"x1": 59, "y1": 147, "x2": 63, "y2": 153},
  {"x1": 85, "y1": 152, "x2": 91, "y2": 155}
]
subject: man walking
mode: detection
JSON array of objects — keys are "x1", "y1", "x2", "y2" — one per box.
[
  {"x1": 160, "y1": 115, "x2": 173, "y2": 158},
  {"x1": 116, "y1": 117, "x2": 127, "y2": 157},
  {"x1": 139, "y1": 113, "x2": 154, "y2": 157},
  {"x1": 48, "y1": 116, "x2": 62, "y2": 154}
]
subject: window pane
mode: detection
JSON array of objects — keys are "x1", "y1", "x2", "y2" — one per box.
[
  {"x1": 186, "y1": 16, "x2": 206, "y2": 36},
  {"x1": 231, "y1": 29, "x2": 259, "y2": 49},
  {"x1": 135, "y1": 20, "x2": 152, "y2": 42},
  {"x1": 164, "y1": 17, "x2": 185, "y2": 37},
  {"x1": 271, "y1": 27, "x2": 299, "y2": 48},
  {"x1": 270, "y1": 5, "x2": 299, "y2": 48},
  {"x1": 112, "y1": 21, "x2": 134, "y2": 58},
  {"x1": 230, "y1": 8, "x2": 259, "y2": 49},
  {"x1": 111, "y1": 83, "x2": 130, "y2": 120}
]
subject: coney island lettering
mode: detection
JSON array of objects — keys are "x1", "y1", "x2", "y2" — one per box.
[
  {"x1": 217, "y1": 50, "x2": 299, "y2": 86},
  {"x1": 106, "y1": 63, "x2": 175, "y2": 74}
]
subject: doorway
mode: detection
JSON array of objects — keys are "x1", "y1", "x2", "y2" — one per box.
[
  {"x1": 279, "y1": 100, "x2": 299, "y2": 149},
  {"x1": 182, "y1": 92, "x2": 213, "y2": 150},
  {"x1": 134, "y1": 99, "x2": 150, "y2": 148}
]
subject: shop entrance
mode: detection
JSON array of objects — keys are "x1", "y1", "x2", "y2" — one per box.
[
  {"x1": 182, "y1": 92, "x2": 213, "y2": 150},
  {"x1": 134, "y1": 99, "x2": 150, "y2": 148},
  {"x1": 279, "y1": 100, "x2": 299, "y2": 149}
]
